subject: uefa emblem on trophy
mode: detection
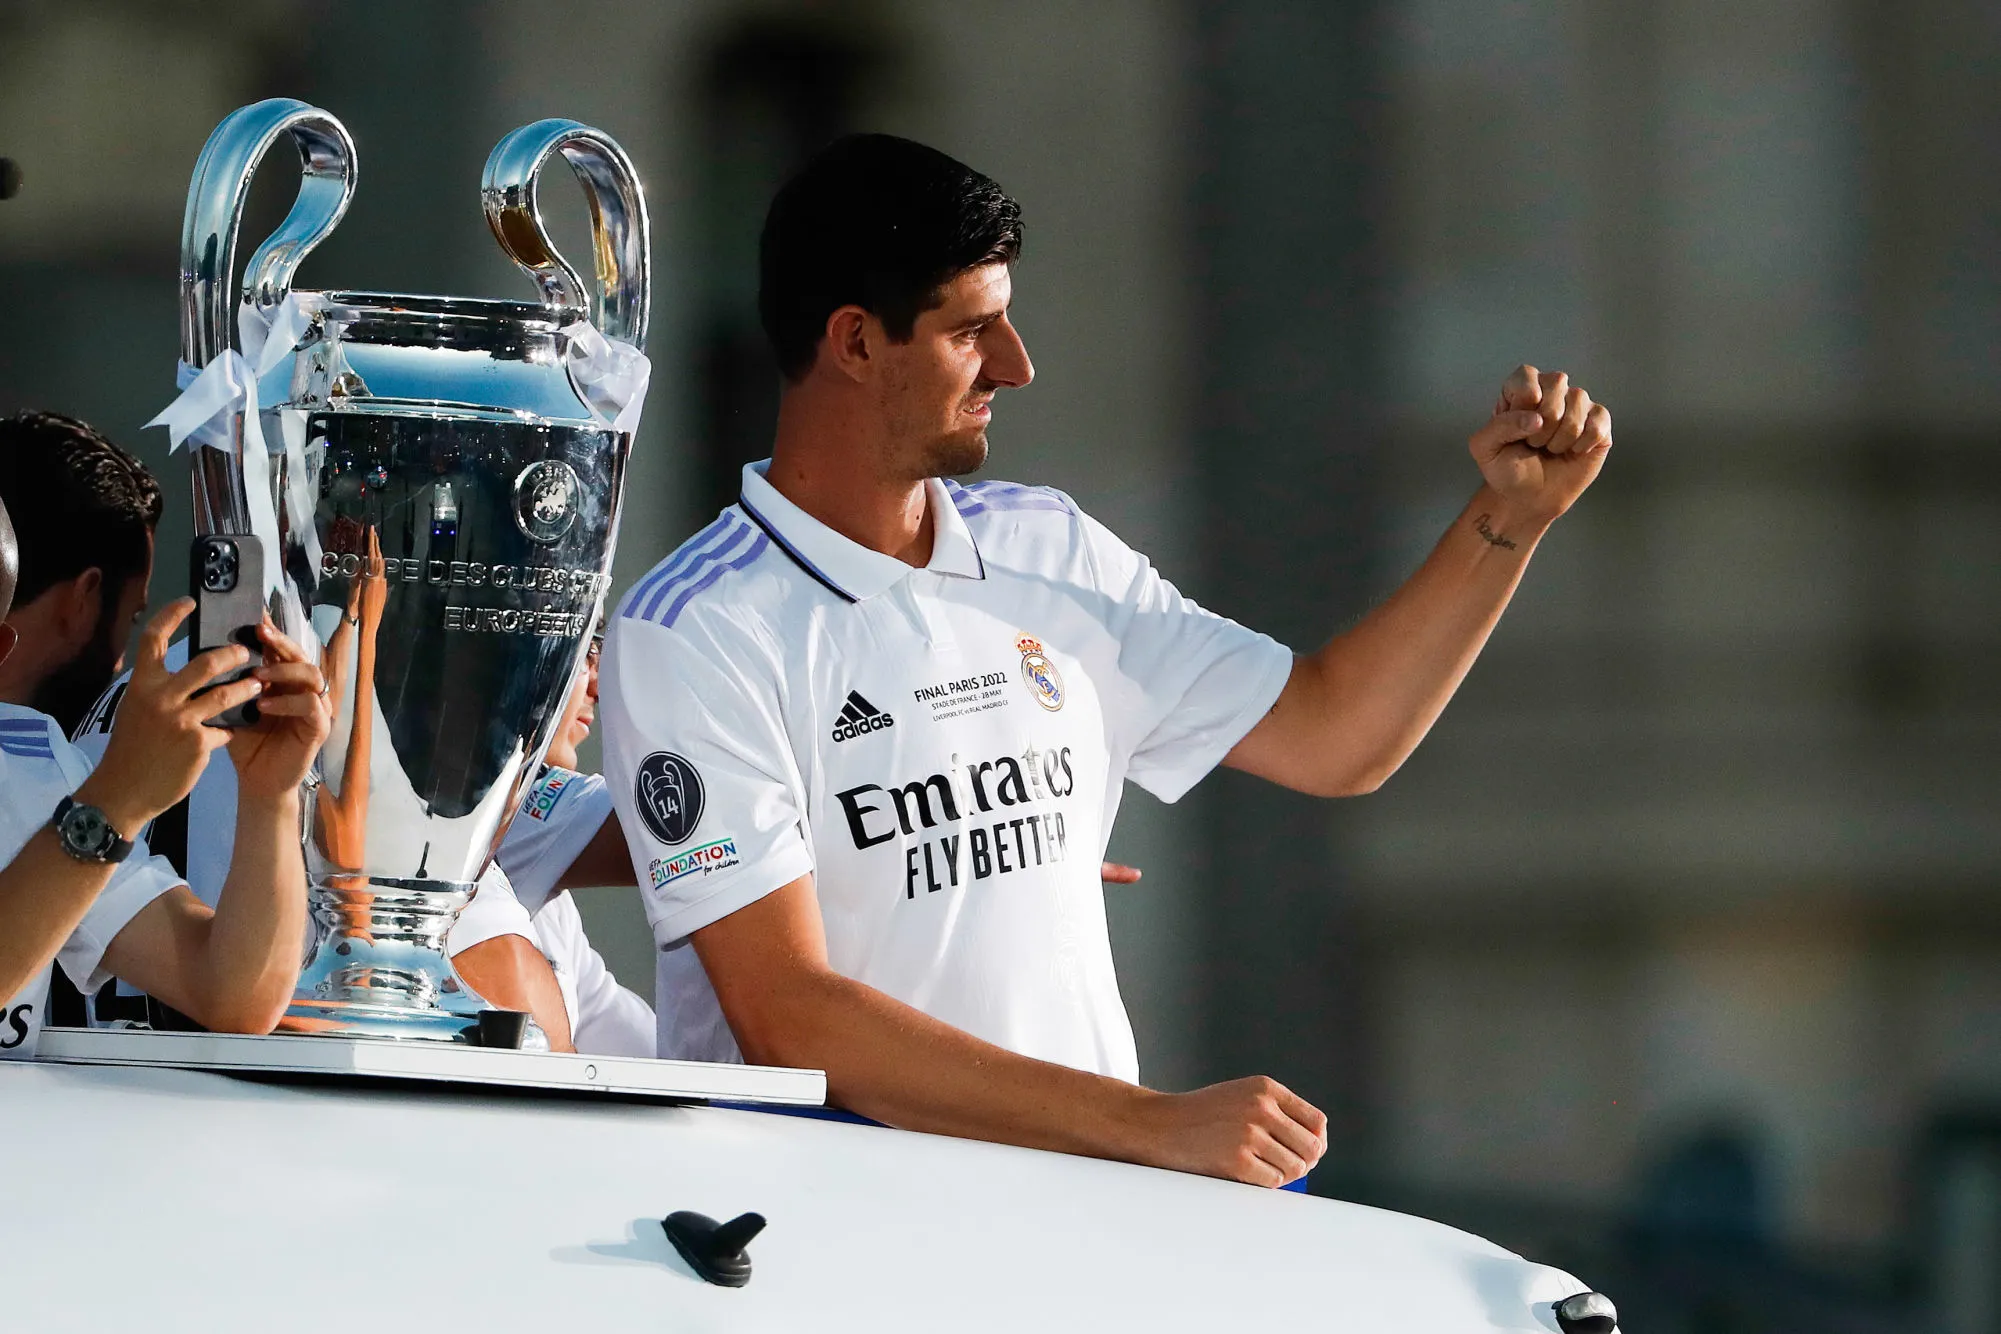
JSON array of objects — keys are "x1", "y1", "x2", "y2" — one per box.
[{"x1": 152, "y1": 99, "x2": 651, "y2": 1040}]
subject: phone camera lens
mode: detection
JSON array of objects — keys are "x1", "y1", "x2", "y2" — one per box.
[{"x1": 202, "y1": 540, "x2": 239, "y2": 593}]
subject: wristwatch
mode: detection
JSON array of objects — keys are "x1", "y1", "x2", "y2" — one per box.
[{"x1": 49, "y1": 795, "x2": 133, "y2": 864}]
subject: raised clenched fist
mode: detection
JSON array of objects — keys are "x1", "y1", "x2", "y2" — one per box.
[{"x1": 1466, "y1": 364, "x2": 1613, "y2": 526}]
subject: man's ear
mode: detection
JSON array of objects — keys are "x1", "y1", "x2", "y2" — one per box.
[
  {"x1": 58, "y1": 568, "x2": 105, "y2": 644},
  {"x1": 821, "y1": 305, "x2": 875, "y2": 384},
  {"x1": 0, "y1": 623, "x2": 16, "y2": 670}
]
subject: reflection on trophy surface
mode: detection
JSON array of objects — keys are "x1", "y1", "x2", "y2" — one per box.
[{"x1": 169, "y1": 98, "x2": 651, "y2": 1040}]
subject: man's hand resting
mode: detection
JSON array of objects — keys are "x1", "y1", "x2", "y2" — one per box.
[
  {"x1": 1131, "y1": 1077, "x2": 1327, "y2": 1187},
  {"x1": 693, "y1": 874, "x2": 1326, "y2": 1188}
]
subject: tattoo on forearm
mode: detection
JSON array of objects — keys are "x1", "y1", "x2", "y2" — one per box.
[{"x1": 1473, "y1": 513, "x2": 1517, "y2": 550}]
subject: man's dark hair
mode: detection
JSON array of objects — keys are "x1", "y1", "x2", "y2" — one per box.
[
  {"x1": 759, "y1": 133, "x2": 1024, "y2": 380},
  {"x1": 0, "y1": 411, "x2": 162, "y2": 608}
]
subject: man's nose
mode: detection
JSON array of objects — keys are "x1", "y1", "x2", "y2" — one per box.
[{"x1": 982, "y1": 318, "x2": 1034, "y2": 389}]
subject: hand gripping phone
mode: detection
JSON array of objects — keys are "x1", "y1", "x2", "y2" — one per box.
[{"x1": 189, "y1": 534, "x2": 264, "y2": 728}]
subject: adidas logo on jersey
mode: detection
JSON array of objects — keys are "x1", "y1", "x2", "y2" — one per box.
[{"x1": 831, "y1": 691, "x2": 895, "y2": 743}]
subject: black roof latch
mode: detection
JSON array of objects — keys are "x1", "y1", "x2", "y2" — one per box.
[
  {"x1": 661, "y1": 1210, "x2": 767, "y2": 1288},
  {"x1": 1554, "y1": 1291, "x2": 1619, "y2": 1333}
]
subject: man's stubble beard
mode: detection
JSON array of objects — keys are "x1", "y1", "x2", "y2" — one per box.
[
  {"x1": 923, "y1": 426, "x2": 989, "y2": 480},
  {"x1": 32, "y1": 614, "x2": 123, "y2": 739},
  {"x1": 879, "y1": 422, "x2": 988, "y2": 484},
  {"x1": 877, "y1": 365, "x2": 993, "y2": 481}
]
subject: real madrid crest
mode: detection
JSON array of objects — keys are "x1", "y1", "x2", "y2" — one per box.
[{"x1": 1016, "y1": 633, "x2": 1065, "y2": 711}]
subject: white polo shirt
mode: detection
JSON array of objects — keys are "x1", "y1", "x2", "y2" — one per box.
[
  {"x1": 602, "y1": 461, "x2": 1293, "y2": 1081},
  {"x1": 0, "y1": 703, "x2": 182, "y2": 1060}
]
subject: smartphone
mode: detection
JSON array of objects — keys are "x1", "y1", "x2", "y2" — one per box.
[{"x1": 189, "y1": 534, "x2": 265, "y2": 728}]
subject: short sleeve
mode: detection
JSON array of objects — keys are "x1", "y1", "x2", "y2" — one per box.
[
  {"x1": 444, "y1": 864, "x2": 538, "y2": 956},
  {"x1": 496, "y1": 766, "x2": 613, "y2": 916},
  {"x1": 36, "y1": 730, "x2": 184, "y2": 996},
  {"x1": 1074, "y1": 504, "x2": 1295, "y2": 803},
  {"x1": 601, "y1": 613, "x2": 814, "y2": 949},
  {"x1": 57, "y1": 846, "x2": 182, "y2": 996}
]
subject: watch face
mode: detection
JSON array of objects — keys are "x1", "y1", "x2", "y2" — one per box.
[{"x1": 62, "y1": 804, "x2": 112, "y2": 855}]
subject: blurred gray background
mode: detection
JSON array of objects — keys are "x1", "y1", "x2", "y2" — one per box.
[{"x1": 2, "y1": 2, "x2": 1998, "y2": 1329}]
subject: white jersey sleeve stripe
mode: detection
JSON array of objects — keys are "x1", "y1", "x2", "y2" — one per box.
[
  {"x1": 658, "y1": 532, "x2": 770, "y2": 628},
  {"x1": 640, "y1": 522, "x2": 763, "y2": 624},
  {"x1": 948, "y1": 480, "x2": 1073, "y2": 519},
  {"x1": 0, "y1": 718, "x2": 55, "y2": 759},
  {"x1": 632, "y1": 520, "x2": 756, "y2": 623},
  {"x1": 623, "y1": 515, "x2": 751, "y2": 623},
  {"x1": 619, "y1": 514, "x2": 733, "y2": 618}
]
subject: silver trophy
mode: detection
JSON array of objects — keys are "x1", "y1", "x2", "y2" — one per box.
[{"x1": 170, "y1": 99, "x2": 649, "y2": 1040}]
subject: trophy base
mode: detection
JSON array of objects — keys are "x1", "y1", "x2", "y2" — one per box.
[
  {"x1": 277, "y1": 998, "x2": 484, "y2": 1043},
  {"x1": 279, "y1": 875, "x2": 488, "y2": 1043}
]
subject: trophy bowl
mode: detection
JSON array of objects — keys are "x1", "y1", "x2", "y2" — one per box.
[{"x1": 172, "y1": 100, "x2": 650, "y2": 1040}]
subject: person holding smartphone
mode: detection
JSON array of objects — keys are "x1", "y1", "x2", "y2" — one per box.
[{"x1": 0, "y1": 411, "x2": 330, "y2": 1056}]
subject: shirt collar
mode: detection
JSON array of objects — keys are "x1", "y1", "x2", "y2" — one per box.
[{"x1": 737, "y1": 460, "x2": 985, "y2": 602}]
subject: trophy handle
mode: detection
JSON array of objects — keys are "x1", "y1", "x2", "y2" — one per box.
[
  {"x1": 482, "y1": 120, "x2": 651, "y2": 350},
  {"x1": 180, "y1": 98, "x2": 357, "y2": 367}
]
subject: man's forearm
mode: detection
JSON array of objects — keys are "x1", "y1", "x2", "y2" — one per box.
[
  {"x1": 451, "y1": 935, "x2": 576, "y2": 1052},
  {"x1": 552, "y1": 816, "x2": 638, "y2": 892},
  {"x1": 0, "y1": 831, "x2": 121, "y2": 1001},
  {"x1": 199, "y1": 791, "x2": 308, "y2": 1030},
  {"x1": 729, "y1": 965, "x2": 1160, "y2": 1162},
  {"x1": 1246, "y1": 486, "x2": 1548, "y2": 796}
]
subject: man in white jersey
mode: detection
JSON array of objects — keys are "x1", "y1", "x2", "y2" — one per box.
[
  {"x1": 0, "y1": 413, "x2": 330, "y2": 1055},
  {"x1": 602, "y1": 136, "x2": 1613, "y2": 1187},
  {"x1": 502, "y1": 623, "x2": 1146, "y2": 1058}
]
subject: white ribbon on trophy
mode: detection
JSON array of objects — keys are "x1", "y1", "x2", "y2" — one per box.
[
  {"x1": 146, "y1": 293, "x2": 328, "y2": 605},
  {"x1": 565, "y1": 319, "x2": 651, "y2": 433},
  {"x1": 151, "y1": 300, "x2": 646, "y2": 618}
]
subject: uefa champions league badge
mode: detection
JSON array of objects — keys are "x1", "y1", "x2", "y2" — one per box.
[
  {"x1": 512, "y1": 458, "x2": 582, "y2": 544},
  {"x1": 1016, "y1": 634, "x2": 1065, "y2": 712},
  {"x1": 635, "y1": 751, "x2": 705, "y2": 844}
]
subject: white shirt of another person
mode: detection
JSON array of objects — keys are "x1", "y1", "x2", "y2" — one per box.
[
  {"x1": 0, "y1": 703, "x2": 182, "y2": 1058},
  {"x1": 602, "y1": 463, "x2": 1294, "y2": 1080},
  {"x1": 495, "y1": 764, "x2": 655, "y2": 1058}
]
